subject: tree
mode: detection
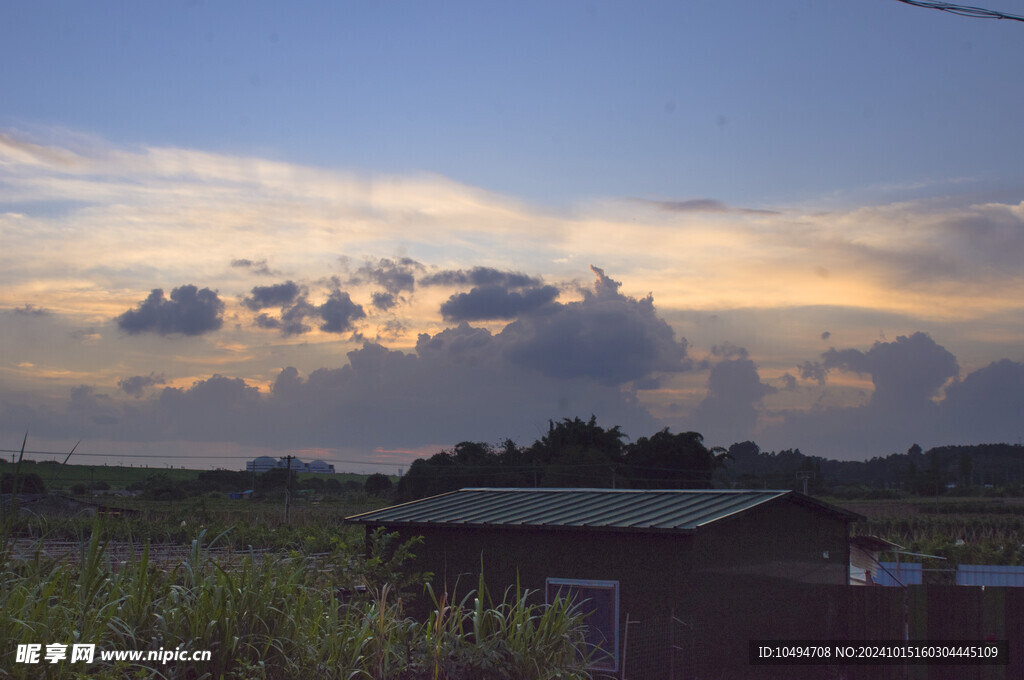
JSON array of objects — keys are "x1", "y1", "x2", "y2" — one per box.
[
  {"x1": 625, "y1": 429, "x2": 728, "y2": 489},
  {"x1": 524, "y1": 416, "x2": 626, "y2": 487},
  {"x1": 364, "y1": 473, "x2": 394, "y2": 496}
]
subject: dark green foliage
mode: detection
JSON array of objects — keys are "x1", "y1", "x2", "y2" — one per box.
[
  {"x1": 0, "y1": 472, "x2": 46, "y2": 494},
  {"x1": 256, "y1": 466, "x2": 295, "y2": 494},
  {"x1": 0, "y1": 526, "x2": 591, "y2": 679},
  {"x1": 625, "y1": 428, "x2": 728, "y2": 488},
  {"x1": 364, "y1": 472, "x2": 394, "y2": 495},
  {"x1": 139, "y1": 472, "x2": 185, "y2": 501},
  {"x1": 397, "y1": 416, "x2": 737, "y2": 500}
]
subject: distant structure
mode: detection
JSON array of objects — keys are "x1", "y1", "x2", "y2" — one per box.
[{"x1": 245, "y1": 456, "x2": 335, "y2": 474}]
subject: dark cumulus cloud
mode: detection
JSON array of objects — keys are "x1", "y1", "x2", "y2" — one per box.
[
  {"x1": 242, "y1": 278, "x2": 365, "y2": 336},
  {"x1": 255, "y1": 296, "x2": 317, "y2": 336},
  {"x1": 765, "y1": 333, "x2": 963, "y2": 458},
  {"x1": 12, "y1": 304, "x2": 49, "y2": 316},
  {"x1": 371, "y1": 292, "x2": 397, "y2": 311},
  {"x1": 691, "y1": 355, "x2": 776, "y2": 442},
  {"x1": 501, "y1": 266, "x2": 691, "y2": 385},
  {"x1": 939, "y1": 359, "x2": 1024, "y2": 443},
  {"x1": 318, "y1": 290, "x2": 366, "y2": 334},
  {"x1": 243, "y1": 281, "x2": 302, "y2": 311},
  {"x1": 424, "y1": 265, "x2": 557, "y2": 322},
  {"x1": 420, "y1": 266, "x2": 541, "y2": 289},
  {"x1": 440, "y1": 284, "x2": 559, "y2": 321},
  {"x1": 231, "y1": 258, "x2": 275, "y2": 276},
  {"x1": 351, "y1": 257, "x2": 422, "y2": 295},
  {"x1": 820, "y1": 332, "x2": 958, "y2": 409},
  {"x1": 798, "y1": 360, "x2": 828, "y2": 385},
  {"x1": 253, "y1": 290, "x2": 364, "y2": 336},
  {"x1": 116, "y1": 285, "x2": 224, "y2": 336},
  {"x1": 118, "y1": 373, "x2": 166, "y2": 397}
]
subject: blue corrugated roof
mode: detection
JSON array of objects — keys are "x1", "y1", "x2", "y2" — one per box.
[
  {"x1": 874, "y1": 561, "x2": 923, "y2": 586},
  {"x1": 956, "y1": 564, "x2": 1024, "y2": 587},
  {"x1": 345, "y1": 487, "x2": 860, "y2": 532}
]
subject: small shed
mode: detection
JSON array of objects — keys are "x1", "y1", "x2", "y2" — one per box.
[
  {"x1": 849, "y1": 535, "x2": 902, "y2": 585},
  {"x1": 347, "y1": 487, "x2": 862, "y2": 679}
]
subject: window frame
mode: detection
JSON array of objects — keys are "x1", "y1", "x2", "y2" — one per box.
[{"x1": 545, "y1": 577, "x2": 620, "y2": 672}]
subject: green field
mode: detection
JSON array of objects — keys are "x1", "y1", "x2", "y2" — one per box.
[
  {"x1": 835, "y1": 496, "x2": 1024, "y2": 567},
  {"x1": 0, "y1": 458, "x2": 384, "y2": 493}
]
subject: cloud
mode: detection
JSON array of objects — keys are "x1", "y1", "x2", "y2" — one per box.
[
  {"x1": 798, "y1": 360, "x2": 828, "y2": 385},
  {"x1": 12, "y1": 304, "x2": 49, "y2": 316},
  {"x1": 115, "y1": 285, "x2": 224, "y2": 336},
  {"x1": 440, "y1": 284, "x2": 559, "y2": 321},
  {"x1": 710, "y1": 343, "x2": 748, "y2": 360},
  {"x1": 351, "y1": 257, "x2": 423, "y2": 295},
  {"x1": 231, "y1": 258, "x2": 276, "y2": 276},
  {"x1": 371, "y1": 292, "x2": 398, "y2": 311},
  {"x1": 501, "y1": 266, "x2": 691, "y2": 385},
  {"x1": 118, "y1": 373, "x2": 166, "y2": 397},
  {"x1": 820, "y1": 332, "x2": 958, "y2": 409},
  {"x1": 248, "y1": 285, "x2": 365, "y2": 336},
  {"x1": 242, "y1": 281, "x2": 302, "y2": 311},
  {"x1": 690, "y1": 356, "x2": 776, "y2": 443},
  {"x1": 635, "y1": 197, "x2": 779, "y2": 216},
  {"x1": 318, "y1": 290, "x2": 366, "y2": 334},
  {"x1": 425, "y1": 265, "x2": 560, "y2": 322},
  {"x1": 939, "y1": 359, "x2": 1024, "y2": 443},
  {"x1": 251, "y1": 332, "x2": 661, "y2": 449},
  {"x1": 763, "y1": 333, "x2": 963, "y2": 457},
  {"x1": 156, "y1": 375, "x2": 262, "y2": 439},
  {"x1": 420, "y1": 267, "x2": 542, "y2": 288}
]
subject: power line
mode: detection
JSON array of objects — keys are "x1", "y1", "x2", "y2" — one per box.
[
  {"x1": 894, "y1": 0, "x2": 1024, "y2": 22},
  {"x1": 0, "y1": 449, "x2": 390, "y2": 468}
]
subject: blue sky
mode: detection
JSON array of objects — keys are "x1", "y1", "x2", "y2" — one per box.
[{"x1": 2, "y1": 1, "x2": 1024, "y2": 471}]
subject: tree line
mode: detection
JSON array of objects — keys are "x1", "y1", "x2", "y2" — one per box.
[
  {"x1": 396, "y1": 416, "x2": 730, "y2": 501},
  {"x1": 396, "y1": 416, "x2": 1024, "y2": 501}
]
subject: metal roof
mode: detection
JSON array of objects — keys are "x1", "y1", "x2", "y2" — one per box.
[
  {"x1": 956, "y1": 564, "x2": 1024, "y2": 587},
  {"x1": 345, "y1": 488, "x2": 861, "y2": 533}
]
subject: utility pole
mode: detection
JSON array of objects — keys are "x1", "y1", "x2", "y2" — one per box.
[{"x1": 796, "y1": 471, "x2": 812, "y2": 495}]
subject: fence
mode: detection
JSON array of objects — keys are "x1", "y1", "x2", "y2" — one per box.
[{"x1": 615, "y1": 583, "x2": 1024, "y2": 680}]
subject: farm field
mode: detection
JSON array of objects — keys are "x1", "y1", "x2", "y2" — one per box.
[
  {"x1": 834, "y1": 496, "x2": 1024, "y2": 567},
  {"x1": 2, "y1": 486, "x2": 592, "y2": 679},
  {"x1": 0, "y1": 458, "x2": 380, "y2": 493}
]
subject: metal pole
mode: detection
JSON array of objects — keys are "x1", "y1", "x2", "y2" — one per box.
[
  {"x1": 621, "y1": 613, "x2": 630, "y2": 680},
  {"x1": 284, "y1": 455, "x2": 293, "y2": 524},
  {"x1": 669, "y1": 608, "x2": 674, "y2": 680}
]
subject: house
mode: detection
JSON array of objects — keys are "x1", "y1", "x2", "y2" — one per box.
[
  {"x1": 307, "y1": 459, "x2": 335, "y2": 474},
  {"x1": 245, "y1": 456, "x2": 281, "y2": 473},
  {"x1": 245, "y1": 456, "x2": 335, "y2": 474},
  {"x1": 346, "y1": 487, "x2": 863, "y2": 679}
]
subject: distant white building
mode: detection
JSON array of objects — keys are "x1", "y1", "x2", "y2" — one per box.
[
  {"x1": 307, "y1": 459, "x2": 336, "y2": 474},
  {"x1": 245, "y1": 456, "x2": 335, "y2": 474},
  {"x1": 246, "y1": 456, "x2": 280, "y2": 473}
]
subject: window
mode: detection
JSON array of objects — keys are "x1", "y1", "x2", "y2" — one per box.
[{"x1": 545, "y1": 577, "x2": 619, "y2": 672}]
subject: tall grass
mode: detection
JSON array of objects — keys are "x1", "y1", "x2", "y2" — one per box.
[{"x1": 0, "y1": 528, "x2": 593, "y2": 679}]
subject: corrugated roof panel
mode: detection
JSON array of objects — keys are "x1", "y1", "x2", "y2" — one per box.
[
  {"x1": 344, "y1": 488, "x2": 856, "y2": 532},
  {"x1": 874, "y1": 561, "x2": 923, "y2": 586},
  {"x1": 956, "y1": 565, "x2": 1024, "y2": 587}
]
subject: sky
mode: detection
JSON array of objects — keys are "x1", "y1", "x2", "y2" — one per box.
[{"x1": 2, "y1": 1, "x2": 1024, "y2": 472}]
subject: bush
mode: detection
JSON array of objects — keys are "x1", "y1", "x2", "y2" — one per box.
[{"x1": 0, "y1": 472, "x2": 46, "y2": 494}]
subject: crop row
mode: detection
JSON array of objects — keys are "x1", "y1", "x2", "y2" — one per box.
[{"x1": 1, "y1": 529, "x2": 593, "y2": 680}]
